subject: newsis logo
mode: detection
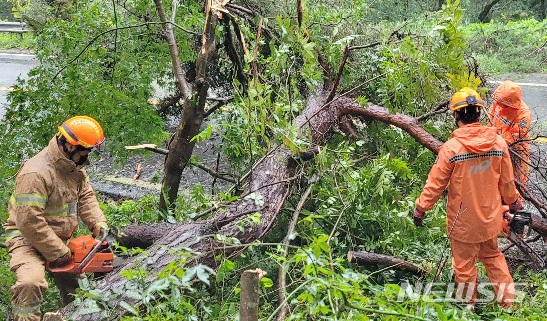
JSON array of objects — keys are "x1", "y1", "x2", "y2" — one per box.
[{"x1": 396, "y1": 281, "x2": 526, "y2": 304}]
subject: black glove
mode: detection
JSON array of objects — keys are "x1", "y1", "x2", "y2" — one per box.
[
  {"x1": 509, "y1": 199, "x2": 523, "y2": 213},
  {"x1": 49, "y1": 250, "x2": 72, "y2": 268},
  {"x1": 412, "y1": 208, "x2": 425, "y2": 227}
]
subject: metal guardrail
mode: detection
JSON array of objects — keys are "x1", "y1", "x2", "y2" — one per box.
[{"x1": 0, "y1": 21, "x2": 29, "y2": 34}]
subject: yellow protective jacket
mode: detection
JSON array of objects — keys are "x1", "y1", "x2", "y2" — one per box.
[
  {"x1": 416, "y1": 123, "x2": 520, "y2": 243},
  {"x1": 3, "y1": 137, "x2": 106, "y2": 261}
]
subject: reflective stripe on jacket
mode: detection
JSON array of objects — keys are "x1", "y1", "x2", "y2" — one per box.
[
  {"x1": 416, "y1": 123, "x2": 520, "y2": 243},
  {"x1": 3, "y1": 137, "x2": 106, "y2": 261}
]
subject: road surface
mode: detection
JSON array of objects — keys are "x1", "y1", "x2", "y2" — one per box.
[{"x1": 0, "y1": 51, "x2": 38, "y2": 119}]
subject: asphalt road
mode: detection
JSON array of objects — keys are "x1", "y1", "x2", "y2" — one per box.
[{"x1": 0, "y1": 51, "x2": 38, "y2": 119}]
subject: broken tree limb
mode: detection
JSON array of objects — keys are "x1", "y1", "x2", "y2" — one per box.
[
  {"x1": 190, "y1": 161, "x2": 238, "y2": 184},
  {"x1": 347, "y1": 251, "x2": 428, "y2": 276},
  {"x1": 159, "y1": 0, "x2": 220, "y2": 211},
  {"x1": 277, "y1": 180, "x2": 315, "y2": 321},
  {"x1": 118, "y1": 223, "x2": 175, "y2": 248},
  {"x1": 125, "y1": 144, "x2": 169, "y2": 155},
  {"x1": 507, "y1": 232, "x2": 545, "y2": 267},
  {"x1": 133, "y1": 163, "x2": 143, "y2": 180},
  {"x1": 531, "y1": 213, "x2": 547, "y2": 236},
  {"x1": 223, "y1": 17, "x2": 247, "y2": 92}
]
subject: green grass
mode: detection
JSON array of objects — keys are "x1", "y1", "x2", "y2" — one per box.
[{"x1": 0, "y1": 32, "x2": 35, "y2": 50}]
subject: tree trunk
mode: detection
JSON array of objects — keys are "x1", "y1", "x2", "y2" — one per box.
[
  {"x1": 240, "y1": 269, "x2": 265, "y2": 321},
  {"x1": 159, "y1": 0, "x2": 218, "y2": 211},
  {"x1": 541, "y1": 0, "x2": 546, "y2": 20},
  {"x1": 478, "y1": 0, "x2": 503, "y2": 23},
  {"x1": 347, "y1": 251, "x2": 428, "y2": 276},
  {"x1": 437, "y1": 0, "x2": 445, "y2": 10}
]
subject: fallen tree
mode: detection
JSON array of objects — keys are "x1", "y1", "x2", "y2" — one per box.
[
  {"x1": 63, "y1": 82, "x2": 547, "y2": 320},
  {"x1": 347, "y1": 251, "x2": 428, "y2": 276},
  {"x1": 59, "y1": 3, "x2": 547, "y2": 320},
  {"x1": 61, "y1": 82, "x2": 448, "y2": 319}
]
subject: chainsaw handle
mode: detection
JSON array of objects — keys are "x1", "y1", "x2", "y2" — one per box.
[{"x1": 79, "y1": 229, "x2": 110, "y2": 270}]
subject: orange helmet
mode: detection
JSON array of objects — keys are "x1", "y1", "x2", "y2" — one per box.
[
  {"x1": 58, "y1": 116, "x2": 104, "y2": 152},
  {"x1": 450, "y1": 87, "x2": 485, "y2": 112}
]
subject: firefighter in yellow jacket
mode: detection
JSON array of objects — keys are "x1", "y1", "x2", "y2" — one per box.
[{"x1": 2, "y1": 116, "x2": 109, "y2": 321}]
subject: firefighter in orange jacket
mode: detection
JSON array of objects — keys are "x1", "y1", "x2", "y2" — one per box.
[
  {"x1": 413, "y1": 88, "x2": 522, "y2": 308},
  {"x1": 2, "y1": 116, "x2": 109, "y2": 321},
  {"x1": 489, "y1": 81, "x2": 531, "y2": 186}
]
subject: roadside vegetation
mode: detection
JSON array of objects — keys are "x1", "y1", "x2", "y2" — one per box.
[
  {"x1": 464, "y1": 19, "x2": 547, "y2": 74},
  {"x1": 0, "y1": 0, "x2": 546, "y2": 320},
  {"x1": 0, "y1": 32, "x2": 34, "y2": 50}
]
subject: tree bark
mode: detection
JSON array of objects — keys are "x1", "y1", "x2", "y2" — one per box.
[
  {"x1": 347, "y1": 251, "x2": 428, "y2": 276},
  {"x1": 478, "y1": 0, "x2": 503, "y2": 23},
  {"x1": 159, "y1": 0, "x2": 218, "y2": 211},
  {"x1": 240, "y1": 269, "x2": 265, "y2": 321},
  {"x1": 437, "y1": 0, "x2": 445, "y2": 10}
]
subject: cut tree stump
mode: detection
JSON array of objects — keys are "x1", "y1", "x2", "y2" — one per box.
[
  {"x1": 347, "y1": 251, "x2": 428, "y2": 276},
  {"x1": 239, "y1": 269, "x2": 266, "y2": 321}
]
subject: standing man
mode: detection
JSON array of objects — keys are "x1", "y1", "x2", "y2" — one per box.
[
  {"x1": 489, "y1": 80, "x2": 531, "y2": 186},
  {"x1": 2, "y1": 116, "x2": 109, "y2": 321},
  {"x1": 413, "y1": 88, "x2": 521, "y2": 308}
]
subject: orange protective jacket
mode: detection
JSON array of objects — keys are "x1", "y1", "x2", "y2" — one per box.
[
  {"x1": 3, "y1": 137, "x2": 106, "y2": 261},
  {"x1": 488, "y1": 81, "x2": 531, "y2": 184},
  {"x1": 416, "y1": 123, "x2": 520, "y2": 243}
]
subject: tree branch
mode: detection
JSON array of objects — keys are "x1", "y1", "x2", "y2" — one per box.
[
  {"x1": 190, "y1": 161, "x2": 238, "y2": 184},
  {"x1": 222, "y1": 17, "x2": 248, "y2": 91},
  {"x1": 154, "y1": 0, "x2": 192, "y2": 101},
  {"x1": 415, "y1": 100, "x2": 449, "y2": 122},
  {"x1": 326, "y1": 46, "x2": 350, "y2": 103},
  {"x1": 52, "y1": 21, "x2": 198, "y2": 81},
  {"x1": 277, "y1": 180, "x2": 315, "y2": 321}
]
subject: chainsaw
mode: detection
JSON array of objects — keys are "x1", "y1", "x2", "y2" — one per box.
[
  {"x1": 46, "y1": 227, "x2": 116, "y2": 273},
  {"x1": 503, "y1": 208, "x2": 545, "y2": 267}
]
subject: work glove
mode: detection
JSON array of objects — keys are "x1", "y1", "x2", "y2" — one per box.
[
  {"x1": 412, "y1": 208, "x2": 425, "y2": 227},
  {"x1": 92, "y1": 222, "x2": 109, "y2": 238},
  {"x1": 509, "y1": 199, "x2": 523, "y2": 213},
  {"x1": 49, "y1": 248, "x2": 72, "y2": 268},
  {"x1": 502, "y1": 211, "x2": 512, "y2": 237}
]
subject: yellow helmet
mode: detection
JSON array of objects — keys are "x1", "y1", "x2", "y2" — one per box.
[
  {"x1": 58, "y1": 116, "x2": 104, "y2": 152},
  {"x1": 450, "y1": 87, "x2": 485, "y2": 112}
]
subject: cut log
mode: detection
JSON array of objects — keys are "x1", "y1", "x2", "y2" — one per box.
[
  {"x1": 239, "y1": 269, "x2": 266, "y2": 321},
  {"x1": 347, "y1": 251, "x2": 428, "y2": 276},
  {"x1": 531, "y1": 213, "x2": 547, "y2": 236}
]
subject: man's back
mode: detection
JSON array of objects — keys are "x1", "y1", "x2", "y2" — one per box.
[{"x1": 416, "y1": 123, "x2": 519, "y2": 243}]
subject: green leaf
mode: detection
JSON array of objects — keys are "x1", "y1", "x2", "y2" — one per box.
[
  {"x1": 260, "y1": 277, "x2": 273, "y2": 288},
  {"x1": 119, "y1": 301, "x2": 138, "y2": 316}
]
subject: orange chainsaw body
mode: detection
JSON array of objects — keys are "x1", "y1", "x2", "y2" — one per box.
[{"x1": 46, "y1": 235, "x2": 114, "y2": 273}]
